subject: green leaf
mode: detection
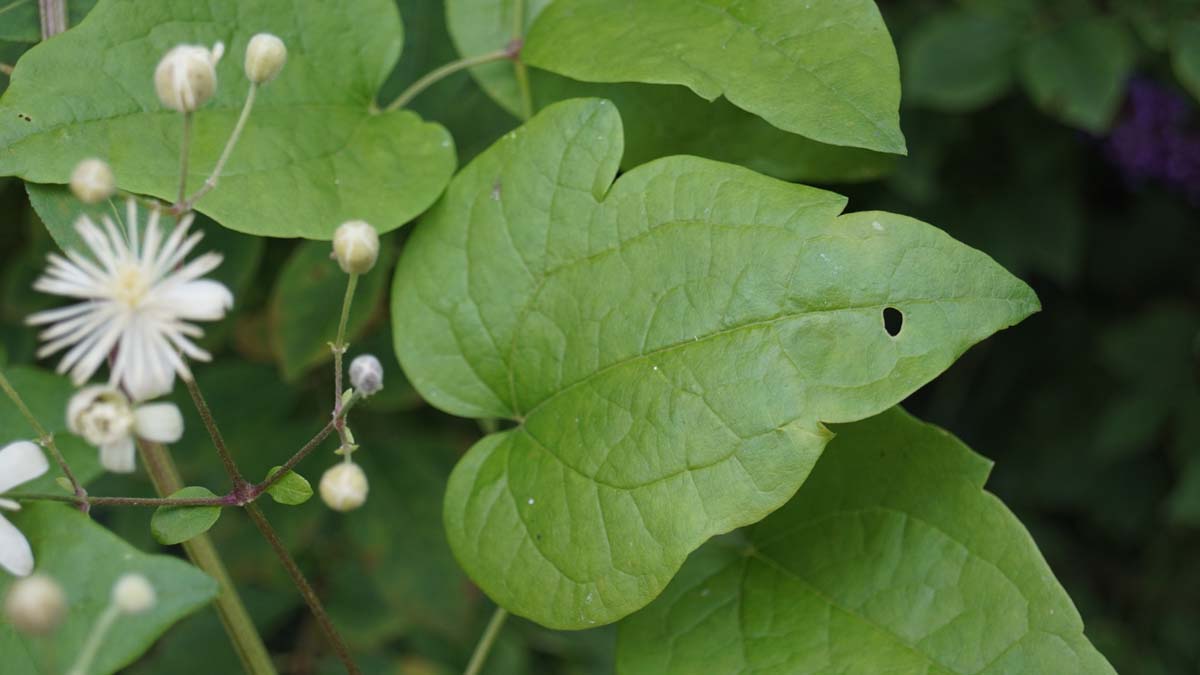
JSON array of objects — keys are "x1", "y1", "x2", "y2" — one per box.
[
  {"x1": 615, "y1": 407, "x2": 1116, "y2": 675},
  {"x1": 151, "y1": 486, "x2": 223, "y2": 545},
  {"x1": 446, "y1": 0, "x2": 550, "y2": 117},
  {"x1": 0, "y1": 366, "x2": 104, "y2": 490},
  {"x1": 523, "y1": 0, "x2": 906, "y2": 154},
  {"x1": 1171, "y1": 20, "x2": 1200, "y2": 102},
  {"x1": 264, "y1": 466, "x2": 313, "y2": 505},
  {"x1": 270, "y1": 237, "x2": 394, "y2": 380},
  {"x1": 0, "y1": 0, "x2": 455, "y2": 238},
  {"x1": 0, "y1": 503, "x2": 218, "y2": 675},
  {"x1": 902, "y1": 9, "x2": 1019, "y2": 112},
  {"x1": 0, "y1": 0, "x2": 98, "y2": 43},
  {"x1": 1019, "y1": 17, "x2": 1136, "y2": 132},
  {"x1": 392, "y1": 98, "x2": 1039, "y2": 629}
]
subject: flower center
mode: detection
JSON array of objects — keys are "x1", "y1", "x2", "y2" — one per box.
[
  {"x1": 77, "y1": 400, "x2": 135, "y2": 446},
  {"x1": 112, "y1": 264, "x2": 149, "y2": 308}
]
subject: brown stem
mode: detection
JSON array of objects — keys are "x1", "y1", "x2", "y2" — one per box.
[
  {"x1": 137, "y1": 441, "x2": 277, "y2": 675},
  {"x1": 37, "y1": 0, "x2": 67, "y2": 39},
  {"x1": 243, "y1": 503, "x2": 360, "y2": 674},
  {"x1": 3, "y1": 492, "x2": 230, "y2": 507},
  {"x1": 184, "y1": 376, "x2": 250, "y2": 493},
  {"x1": 0, "y1": 370, "x2": 88, "y2": 511}
]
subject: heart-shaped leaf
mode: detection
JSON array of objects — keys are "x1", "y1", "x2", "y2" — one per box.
[
  {"x1": 616, "y1": 407, "x2": 1116, "y2": 675},
  {"x1": 0, "y1": 0, "x2": 455, "y2": 238},
  {"x1": 523, "y1": 0, "x2": 906, "y2": 154},
  {"x1": 392, "y1": 98, "x2": 1039, "y2": 628},
  {"x1": 151, "y1": 486, "x2": 223, "y2": 545},
  {"x1": 1, "y1": 503, "x2": 218, "y2": 675}
]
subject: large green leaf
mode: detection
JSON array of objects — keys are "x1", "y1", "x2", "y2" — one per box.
[
  {"x1": 391, "y1": 98, "x2": 1039, "y2": 629},
  {"x1": 0, "y1": 0, "x2": 455, "y2": 238},
  {"x1": 0, "y1": 503, "x2": 218, "y2": 675},
  {"x1": 522, "y1": 0, "x2": 905, "y2": 154},
  {"x1": 1018, "y1": 17, "x2": 1136, "y2": 133},
  {"x1": 444, "y1": 0, "x2": 894, "y2": 182},
  {"x1": 0, "y1": 366, "x2": 103, "y2": 491},
  {"x1": 615, "y1": 407, "x2": 1116, "y2": 674},
  {"x1": 270, "y1": 237, "x2": 394, "y2": 380}
]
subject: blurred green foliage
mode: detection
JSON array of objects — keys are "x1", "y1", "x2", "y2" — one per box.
[{"x1": 0, "y1": 0, "x2": 1197, "y2": 673}]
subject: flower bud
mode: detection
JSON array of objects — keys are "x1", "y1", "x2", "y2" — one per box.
[
  {"x1": 67, "y1": 387, "x2": 134, "y2": 448},
  {"x1": 154, "y1": 43, "x2": 224, "y2": 112},
  {"x1": 348, "y1": 354, "x2": 383, "y2": 396},
  {"x1": 69, "y1": 158, "x2": 115, "y2": 204},
  {"x1": 112, "y1": 574, "x2": 156, "y2": 614},
  {"x1": 4, "y1": 574, "x2": 67, "y2": 635},
  {"x1": 319, "y1": 462, "x2": 369, "y2": 512},
  {"x1": 331, "y1": 220, "x2": 379, "y2": 274},
  {"x1": 244, "y1": 33, "x2": 287, "y2": 84}
]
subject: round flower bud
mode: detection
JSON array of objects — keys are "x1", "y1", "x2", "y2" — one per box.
[
  {"x1": 69, "y1": 158, "x2": 115, "y2": 204},
  {"x1": 154, "y1": 42, "x2": 224, "y2": 112},
  {"x1": 319, "y1": 462, "x2": 369, "y2": 512},
  {"x1": 331, "y1": 221, "x2": 379, "y2": 275},
  {"x1": 348, "y1": 354, "x2": 384, "y2": 396},
  {"x1": 4, "y1": 574, "x2": 67, "y2": 636},
  {"x1": 244, "y1": 33, "x2": 287, "y2": 84},
  {"x1": 112, "y1": 574, "x2": 156, "y2": 614}
]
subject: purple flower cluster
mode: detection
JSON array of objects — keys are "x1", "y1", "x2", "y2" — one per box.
[{"x1": 1105, "y1": 79, "x2": 1200, "y2": 200}]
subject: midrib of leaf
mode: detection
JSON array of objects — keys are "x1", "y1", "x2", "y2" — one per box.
[{"x1": 683, "y1": 0, "x2": 901, "y2": 148}]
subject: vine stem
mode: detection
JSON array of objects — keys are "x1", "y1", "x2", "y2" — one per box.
[
  {"x1": 331, "y1": 274, "x2": 358, "y2": 451},
  {"x1": 244, "y1": 502, "x2": 360, "y2": 675},
  {"x1": 171, "y1": 83, "x2": 259, "y2": 214},
  {"x1": 137, "y1": 441, "x2": 278, "y2": 675},
  {"x1": 0, "y1": 370, "x2": 88, "y2": 510},
  {"x1": 37, "y1": 0, "x2": 67, "y2": 39},
  {"x1": 464, "y1": 607, "x2": 509, "y2": 675},
  {"x1": 511, "y1": 0, "x2": 533, "y2": 119},
  {"x1": 384, "y1": 47, "x2": 516, "y2": 112},
  {"x1": 2, "y1": 492, "x2": 229, "y2": 507}
]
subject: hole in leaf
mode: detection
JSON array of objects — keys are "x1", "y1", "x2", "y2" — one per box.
[{"x1": 883, "y1": 307, "x2": 903, "y2": 337}]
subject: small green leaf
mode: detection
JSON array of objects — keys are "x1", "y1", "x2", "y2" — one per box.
[
  {"x1": 392, "y1": 98, "x2": 1039, "y2": 629},
  {"x1": 0, "y1": 0, "x2": 455, "y2": 238},
  {"x1": 270, "y1": 238, "x2": 394, "y2": 380},
  {"x1": 523, "y1": 0, "x2": 906, "y2": 153},
  {"x1": 616, "y1": 408, "x2": 1116, "y2": 675},
  {"x1": 1019, "y1": 17, "x2": 1136, "y2": 132},
  {"x1": 902, "y1": 9, "x2": 1019, "y2": 111},
  {"x1": 151, "y1": 487, "x2": 223, "y2": 546},
  {"x1": 0, "y1": 503, "x2": 217, "y2": 675},
  {"x1": 264, "y1": 466, "x2": 313, "y2": 505}
]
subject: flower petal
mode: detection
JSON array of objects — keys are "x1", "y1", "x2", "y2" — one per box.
[
  {"x1": 134, "y1": 403, "x2": 183, "y2": 443},
  {"x1": 156, "y1": 279, "x2": 233, "y2": 321},
  {"x1": 0, "y1": 514, "x2": 34, "y2": 576},
  {"x1": 0, "y1": 441, "x2": 49, "y2": 493},
  {"x1": 99, "y1": 436, "x2": 136, "y2": 474}
]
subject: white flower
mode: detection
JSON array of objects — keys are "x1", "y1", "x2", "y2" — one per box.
[
  {"x1": 0, "y1": 441, "x2": 49, "y2": 577},
  {"x1": 27, "y1": 198, "x2": 233, "y2": 401},
  {"x1": 154, "y1": 43, "x2": 224, "y2": 112},
  {"x1": 331, "y1": 220, "x2": 379, "y2": 274},
  {"x1": 4, "y1": 574, "x2": 67, "y2": 635},
  {"x1": 69, "y1": 158, "x2": 115, "y2": 204},
  {"x1": 112, "y1": 573, "x2": 156, "y2": 614},
  {"x1": 244, "y1": 33, "x2": 287, "y2": 84},
  {"x1": 67, "y1": 386, "x2": 183, "y2": 473}
]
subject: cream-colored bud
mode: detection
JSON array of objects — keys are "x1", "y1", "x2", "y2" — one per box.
[
  {"x1": 111, "y1": 574, "x2": 156, "y2": 614},
  {"x1": 244, "y1": 33, "x2": 287, "y2": 84},
  {"x1": 331, "y1": 221, "x2": 380, "y2": 274},
  {"x1": 154, "y1": 43, "x2": 224, "y2": 112},
  {"x1": 319, "y1": 462, "x2": 369, "y2": 512},
  {"x1": 4, "y1": 574, "x2": 67, "y2": 635},
  {"x1": 348, "y1": 354, "x2": 383, "y2": 396},
  {"x1": 69, "y1": 158, "x2": 115, "y2": 204}
]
